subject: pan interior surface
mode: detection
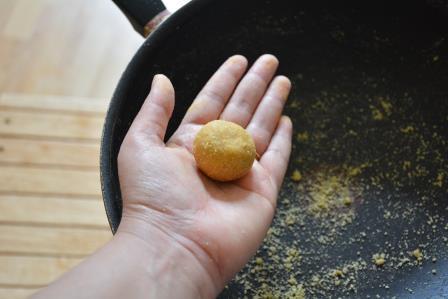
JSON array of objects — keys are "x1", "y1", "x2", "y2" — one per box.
[{"x1": 101, "y1": 0, "x2": 448, "y2": 297}]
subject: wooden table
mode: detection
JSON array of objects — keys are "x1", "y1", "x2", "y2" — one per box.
[{"x1": 0, "y1": 1, "x2": 141, "y2": 297}]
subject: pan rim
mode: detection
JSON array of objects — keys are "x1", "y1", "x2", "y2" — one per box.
[{"x1": 99, "y1": 0, "x2": 215, "y2": 234}]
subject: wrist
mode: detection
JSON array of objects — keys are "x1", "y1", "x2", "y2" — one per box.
[{"x1": 116, "y1": 211, "x2": 221, "y2": 299}]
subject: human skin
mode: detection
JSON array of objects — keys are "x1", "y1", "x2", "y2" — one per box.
[{"x1": 32, "y1": 54, "x2": 292, "y2": 299}]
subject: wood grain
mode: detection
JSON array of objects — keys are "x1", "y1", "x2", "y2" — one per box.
[
  {"x1": 0, "y1": 166, "x2": 101, "y2": 196},
  {"x1": 0, "y1": 195, "x2": 107, "y2": 226},
  {"x1": 0, "y1": 93, "x2": 108, "y2": 115},
  {"x1": 0, "y1": 225, "x2": 111, "y2": 256},
  {"x1": 0, "y1": 138, "x2": 100, "y2": 168},
  {"x1": 0, "y1": 0, "x2": 143, "y2": 291},
  {"x1": 0, "y1": 0, "x2": 141, "y2": 98},
  {"x1": 0, "y1": 110, "x2": 104, "y2": 140},
  {"x1": 2, "y1": 0, "x2": 50, "y2": 41}
]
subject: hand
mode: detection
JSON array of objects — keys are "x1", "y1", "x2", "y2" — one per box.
[{"x1": 117, "y1": 54, "x2": 292, "y2": 298}]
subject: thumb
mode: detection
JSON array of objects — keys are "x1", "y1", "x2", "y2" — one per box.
[{"x1": 128, "y1": 74, "x2": 175, "y2": 145}]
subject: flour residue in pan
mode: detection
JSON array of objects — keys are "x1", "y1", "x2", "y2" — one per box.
[{"x1": 227, "y1": 80, "x2": 448, "y2": 298}]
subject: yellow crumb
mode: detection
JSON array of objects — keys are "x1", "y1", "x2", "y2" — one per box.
[
  {"x1": 412, "y1": 248, "x2": 423, "y2": 261},
  {"x1": 434, "y1": 172, "x2": 444, "y2": 187},
  {"x1": 285, "y1": 214, "x2": 295, "y2": 226},
  {"x1": 372, "y1": 253, "x2": 386, "y2": 266},
  {"x1": 343, "y1": 197, "x2": 353, "y2": 206},
  {"x1": 288, "y1": 276, "x2": 298, "y2": 285},
  {"x1": 403, "y1": 161, "x2": 411, "y2": 170},
  {"x1": 291, "y1": 170, "x2": 302, "y2": 182},
  {"x1": 289, "y1": 100, "x2": 300, "y2": 108},
  {"x1": 296, "y1": 131, "x2": 309, "y2": 142},
  {"x1": 348, "y1": 166, "x2": 362, "y2": 177},
  {"x1": 380, "y1": 99, "x2": 393, "y2": 115},
  {"x1": 331, "y1": 269, "x2": 344, "y2": 277},
  {"x1": 370, "y1": 105, "x2": 384, "y2": 120},
  {"x1": 400, "y1": 126, "x2": 415, "y2": 133},
  {"x1": 284, "y1": 284, "x2": 305, "y2": 299}
]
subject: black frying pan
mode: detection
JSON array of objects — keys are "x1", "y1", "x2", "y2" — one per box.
[{"x1": 101, "y1": 0, "x2": 448, "y2": 297}]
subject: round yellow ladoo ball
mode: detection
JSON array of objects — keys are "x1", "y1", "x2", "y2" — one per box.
[{"x1": 193, "y1": 120, "x2": 256, "y2": 182}]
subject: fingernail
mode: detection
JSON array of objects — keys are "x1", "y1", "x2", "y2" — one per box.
[
  {"x1": 152, "y1": 74, "x2": 162, "y2": 87},
  {"x1": 227, "y1": 55, "x2": 247, "y2": 66},
  {"x1": 260, "y1": 54, "x2": 279, "y2": 65},
  {"x1": 283, "y1": 115, "x2": 292, "y2": 125}
]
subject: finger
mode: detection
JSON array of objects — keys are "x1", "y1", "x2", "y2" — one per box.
[
  {"x1": 181, "y1": 55, "x2": 248, "y2": 125},
  {"x1": 219, "y1": 54, "x2": 279, "y2": 127},
  {"x1": 166, "y1": 123, "x2": 202, "y2": 152},
  {"x1": 236, "y1": 161, "x2": 279, "y2": 208},
  {"x1": 260, "y1": 116, "x2": 293, "y2": 190},
  {"x1": 246, "y1": 75, "x2": 291, "y2": 155},
  {"x1": 129, "y1": 74, "x2": 175, "y2": 145}
]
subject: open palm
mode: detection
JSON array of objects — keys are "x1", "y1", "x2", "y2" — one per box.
[{"x1": 117, "y1": 55, "x2": 292, "y2": 291}]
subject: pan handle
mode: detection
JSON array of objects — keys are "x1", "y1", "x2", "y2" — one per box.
[{"x1": 112, "y1": 0, "x2": 171, "y2": 37}]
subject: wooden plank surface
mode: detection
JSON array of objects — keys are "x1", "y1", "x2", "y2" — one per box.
[
  {"x1": 0, "y1": 110, "x2": 104, "y2": 140},
  {"x1": 0, "y1": 166, "x2": 101, "y2": 197},
  {"x1": 0, "y1": 195, "x2": 108, "y2": 227},
  {"x1": 0, "y1": 138, "x2": 100, "y2": 168},
  {"x1": 0, "y1": 225, "x2": 111, "y2": 256},
  {"x1": 0, "y1": 93, "x2": 109, "y2": 115},
  {"x1": 0, "y1": 0, "x2": 141, "y2": 98},
  {"x1": 0, "y1": 255, "x2": 82, "y2": 286},
  {"x1": 2, "y1": 0, "x2": 51, "y2": 41},
  {"x1": 0, "y1": 166, "x2": 101, "y2": 196},
  {"x1": 0, "y1": 0, "x2": 143, "y2": 296}
]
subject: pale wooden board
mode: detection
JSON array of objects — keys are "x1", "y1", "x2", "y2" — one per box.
[
  {"x1": 0, "y1": 166, "x2": 101, "y2": 196},
  {"x1": 0, "y1": 288, "x2": 38, "y2": 299},
  {"x1": 2, "y1": 0, "x2": 51, "y2": 41},
  {"x1": 0, "y1": 255, "x2": 82, "y2": 286},
  {"x1": 0, "y1": 0, "x2": 143, "y2": 290},
  {"x1": 0, "y1": 195, "x2": 108, "y2": 227},
  {"x1": 0, "y1": 111, "x2": 103, "y2": 140},
  {"x1": 0, "y1": 225, "x2": 111, "y2": 256},
  {"x1": 0, "y1": 138, "x2": 100, "y2": 168},
  {"x1": 0, "y1": 93, "x2": 108, "y2": 115},
  {"x1": 0, "y1": 0, "x2": 141, "y2": 98},
  {"x1": 62, "y1": 9, "x2": 113, "y2": 97}
]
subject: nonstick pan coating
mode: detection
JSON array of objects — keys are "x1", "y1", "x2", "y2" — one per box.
[{"x1": 101, "y1": 0, "x2": 448, "y2": 297}]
